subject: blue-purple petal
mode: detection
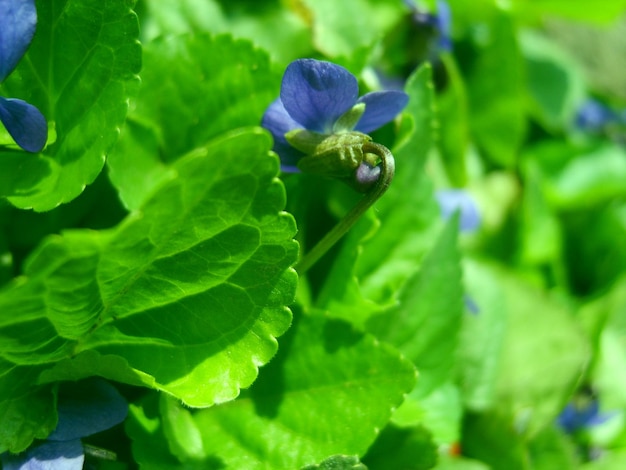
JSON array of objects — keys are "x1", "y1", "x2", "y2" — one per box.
[
  {"x1": 280, "y1": 59, "x2": 358, "y2": 133},
  {"x1": 261, "y1": 98, "x2": 301, "y2": 145},
  {"x1": 575, "y1": 99, "x2": 617, "y2": 131},
  {"x1": 354, "y1": 91, "x2": 409, "y2": 133},
  {"x1": 0, "y1": 0, "x2": 37, "y2": 82},
  {"x1": 0, "y1": 97, "x2": 47, "y2": 152},
  {"x1": 261, "y1": 98, "x2": 305, "y2": 170},
  {"x1": 435, "y1": 0, "x2": 453, "y2": 51},
  {"x1": 272, "y1": 139, "x2": 304, "y2": 172},
  {"x1": 1, "y1": 440, "x2": 84, "y2": 470},
  {"x1": 47, "y1": 378, "x2": 128, "y2": 442},
  {"x1": 436, "y1": 189, "x2": 481, "y2": 232}
]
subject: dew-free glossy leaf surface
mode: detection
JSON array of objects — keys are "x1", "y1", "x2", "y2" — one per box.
[
  {"x1": 366, "y1": 217, "x2": 463, "y2": 396},
  {"x1": 130, "y1": 313, "x2": 416, "y2": 469},
  {"x1": 108, "y1": 34, "x2": 280, "y2": 210},
  {"x1": 0, "y1": 0, "x2": 141, "y2": 211},
  {"x1": 0, "y1": 129, "x2": 298, "y2": 450}
]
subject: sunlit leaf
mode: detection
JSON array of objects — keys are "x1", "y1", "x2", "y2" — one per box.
[{"x1": 0, "y1": 0, "x2": 141, "y2": 211}]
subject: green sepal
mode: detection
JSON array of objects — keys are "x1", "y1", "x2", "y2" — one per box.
[
  {"x1": 333, "y1": 102, "x2": 366, "y2": 133},
  {"x1": 285, "y1": 129, "x2": 329, "y2": 155},
  {"x1": 295, "y1": 131, "x2": 372, "y2": 179}
]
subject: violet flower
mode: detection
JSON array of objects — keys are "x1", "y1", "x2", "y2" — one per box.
[
  {"x1": 1, "y1": 378, "x2": 128, "y2": 470},
  {"x1": 0, "y1": 0, "x2": 47, "y2": 153},
  {"x1": 262, "y1": 59, "x2": 408, "y2": 173}
]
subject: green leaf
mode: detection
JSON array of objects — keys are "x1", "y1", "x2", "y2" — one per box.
[
  {"x1": 147, "y1": 313, "x2": 416, "y2": 469},
  {"x1": 367, "y1": 217, "x2": 464, "y2": 397},
  {"x1": 519, "y1": 161, "x2": 561, "y2": 266},
  {"x1": 0, "y1": 363, "x2": 55, "y2": 453},
  {"x1": 392, "y1": 382, "x2": 463, "y2": 446},
  {"x1": 160, "y1": 395, "x2": 206, "y2": 462},
  {"x1": 590, "y1": 279, "x2": 626, "y2": 411},
  {"x1": 301, "y1": 0, "x2": 403, "y2": 58},
  {"x1": 465, "y1": 10, "x2": 526, "y2": 167},
  {"x1": 315, "y1": 64, "x2": 439, "y2": 326},
  {"x1": 462, "y1": 411, "x2": 528, "y2": 470},
  {"x1": 512, "y1": 0, "x2": 626, "y2": 24},
  {"x1": 483, "y1": 261, "x2": 590, "y2": 434},
  {"x1": 315, "y1": 211, "x2": 382, "y2": 327},
  {"x1": 139, "y1": 0, "x2": 311, "y2": 64},
  {"x1": 0, "y1": 129, "x2": 298, "y2": 415},
  {"x1": 357, "y1": 64, "x2": 440, "y2": 304},
  {"x1": 581, "y1": 451, "x2": 626, "y2": 470},
  {"x1": 126, "y1": 392, "x2": 202, "y2": 470},
  {"x1": 533, "y1": 143, "x2": 626, "y2": 210},
  {"x1": 437, "y1": 55, "x2": 470, "y2": 186},
  {"x1": 457, "y1": 259, "x2": 508, "y2": 411},
  {"x1": 362, "y1": 424, "x2": 438, "y2": 470},
  {"x1": 434, "y1": 456, "x2": 490, "y2": 470},
  {"x1": 562, "y1": 204, "x2": 626, "y2": 296},
  {"x1": 0, "y1": 0, "x2": 141, "y2": 211},
  {"x1": 108, "y1": 34, "x2": 280, "y2": 210},
  {"x1": 528, "y1": 425, "x2": 579, "y2": 470},
  {"x1": 520, "y1": 30, "x2": 586, "y2": 132}
]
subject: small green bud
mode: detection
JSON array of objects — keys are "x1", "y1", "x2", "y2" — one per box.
[
  {"x1": 285, "y1": 129, "x2": 329, "y2": 155},
  {"x1": 293, "y1": 131, "x2": 372, "y2": 178}
]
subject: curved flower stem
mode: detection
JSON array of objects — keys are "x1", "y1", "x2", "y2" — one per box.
[{"x1": 295, "y1": 142, "x2": 395, "y2": 274}]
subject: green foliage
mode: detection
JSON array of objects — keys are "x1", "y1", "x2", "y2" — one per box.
[
  {"x1": 0, "y1": 0, "x2": 141, "y2": 211},
  {"x1": 2, "y1": 0, "x2": 626, "y2": 468},
  {"x1": 128, "y1": 312, "x2": 416, "y2": 468},
  {"x1": 0, "y1": 128, "x2": 297, "y2": 450},
  {"x1": 108, "y1": 34, "x2": 281, "y2": 209}
]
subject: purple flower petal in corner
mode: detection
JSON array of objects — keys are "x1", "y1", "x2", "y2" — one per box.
[
  {"x1": 0, "y1": 97, "x2": 47, "y2": 152},
  {"x1": 0, "y1": 0, "x2": 37, "y2": 82},
  {"x1": 0, "y1": 0, "x2": 48, "y2": 153},
  {"x1": 280, "y1": 59, "x2": 359, "y2": 133},
  {"x1": 1, "y1": 440, "x2": 84, "y2": 470},
  {"x1": 355, "y1": 91, "x2": 410, "y2": 133}
]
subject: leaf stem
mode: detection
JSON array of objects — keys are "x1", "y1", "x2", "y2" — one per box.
[
  {"x1": 83, "y1": 444, "x2": 118, "y2": 461},
  {"x1": 295, "y1": 142, "x2": 395, "y2": 274}
]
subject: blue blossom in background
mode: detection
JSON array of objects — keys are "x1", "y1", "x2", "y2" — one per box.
[
  {"x1": 0, "y1": 0, "x2": 47, "y2": 153},
  {"x1": 436, "y1": 189, "x2": 481, "y2": 233},
  {"x1": 575, "y1": 99, "x2": 618, "y2": 133},
  {"x1": 262, "y1": 59, "x2": 408, "y2": 172},
  {"x1": 1, "y1": 378, "x2": 128, "y2": 470},
  {"x1": 403, "y1": 0, "x2": 453, "y2": 52},
  {"x1": 557, "y1": 396, "x2": 612, "y2": 435}
]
